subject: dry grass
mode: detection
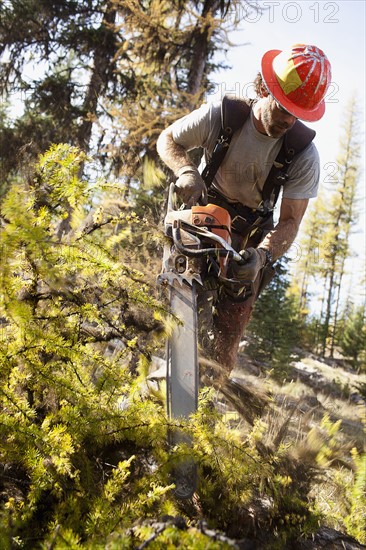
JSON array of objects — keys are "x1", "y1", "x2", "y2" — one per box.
[
  {"x1": 297, "y1": 355, "x2": 365, "y2": 390},
  {"x1": 227, "y1": 350, "x2": 366, "y2": 459},
  {"x1": 150, "y1": 347, "x2": 366, "y2": 543}
]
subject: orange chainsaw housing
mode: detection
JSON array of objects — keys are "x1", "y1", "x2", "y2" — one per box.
[{"x1": 191, "y1": 203, "x2": 232, "y2": 244}]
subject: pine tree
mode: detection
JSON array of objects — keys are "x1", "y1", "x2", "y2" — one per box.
[
  {"x1": 290, "y1": 192, "x2": 328, "y2": 322},
  {"x1": 291, "y1": 97, "x2": 362, "y2": 356},
  {"x1": 0, "y1": 1, "x2": 123, "y2": 172},
  {"x1": 246, "y1": 258, "x2": 302, "y2": 380},
  {"x1": 340, "y1": 305, "x2": 366, "y2": 372},
  {"x1": 104, "y1": 0, "x2": 251, "y2": 191},
  {"x1": 0, "y1": 144, "x2": 180, "y2": 546},
  {"x1": 0, "y1": 0, "x2": 255, "y2": 188},
  {"x1": 318, "y1": 97, "x2": 361, "y2": 356}
]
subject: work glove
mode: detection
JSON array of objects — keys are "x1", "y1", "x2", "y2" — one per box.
[
  {"x1": 232, "y1": 247, "x2": 269, "y2": 283},
  {"x1": 175, "y1": 165, "x2": 208, "y2": 207}
]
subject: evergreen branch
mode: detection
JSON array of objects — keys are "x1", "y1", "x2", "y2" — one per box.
[
  {"x1": 77, "y1": 215, "x2": 115, "y2": 238},
  {"x1": 0, "y1": 387, "x2": 34, "y2": 421},
  {"x1": 136, "y1": 525, "x2": 166, "y2": 549},
  {"x1": 104, "y1": 422, "x2": 160, "y2": 436}
]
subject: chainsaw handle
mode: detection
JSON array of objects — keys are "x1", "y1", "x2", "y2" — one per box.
[
  {"x1": 172, "y1": 219, "x2": 243, "y2": 262},
  {"x1": 236, "y1": 249, "x2": 250, "y2": 266},
  {"x1": 172, "y1": 224, "x2": 236, "y2": 260},
  {"x1": 167, "y1": 182, "x2": 180, "y2": 213}
]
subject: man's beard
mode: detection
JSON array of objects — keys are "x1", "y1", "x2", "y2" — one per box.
[{"x1": 261, "y1": 107, "x2": 294, "y2": 138}]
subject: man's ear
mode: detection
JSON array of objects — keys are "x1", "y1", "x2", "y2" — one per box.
[{"x1": 260, "y1": 84, "x2": 270, "y2": 98}]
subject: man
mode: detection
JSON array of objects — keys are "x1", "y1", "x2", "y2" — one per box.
[{"x1": 157, "y1": 44, "x2": 332, "y2": 373}]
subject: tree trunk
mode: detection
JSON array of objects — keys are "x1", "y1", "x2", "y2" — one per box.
[
  {"x1": 77, "y1": 2, "x2": 117, "y2": 151},
  {"x1": 330, "y1": 266, "x2": 344, "y2": 357},
  {"x1": 186, "y1": 0, "x2": 222, "y2": 102}
]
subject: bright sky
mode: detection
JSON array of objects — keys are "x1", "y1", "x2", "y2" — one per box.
[{"x1": 209, "y1": 0, "x2": 365, "y2": 306}]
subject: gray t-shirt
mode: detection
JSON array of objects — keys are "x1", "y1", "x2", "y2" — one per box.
[{"x1": 171, "y1": 100, "x2": 320, "y2": 209}]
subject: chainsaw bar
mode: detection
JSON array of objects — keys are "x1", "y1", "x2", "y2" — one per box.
[
  {"x1": 166, "y1": 278, "x2": 198, "y2": 499},
  {"x1": 158, "y1": 183, "x2": 247, "y2": 499},
  {"x1": 167, "y1": 279, "x2": 199, "y2": 418}
]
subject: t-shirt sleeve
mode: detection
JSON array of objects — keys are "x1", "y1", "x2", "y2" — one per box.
[
  {"x1": 283, "y1": 142, "x2": 320, "y2": 200},
  {"x1": 170, "y1": 101, "x2": 221, "y2": 152}
]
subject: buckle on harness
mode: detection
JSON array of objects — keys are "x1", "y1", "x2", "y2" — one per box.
[
  {"x1": 215, "y1": 135, "x2": 230, "y2": 151},
  {"x1": 276, "y1": 171, "x2": 289, "y2": 182},
  {"x1": 255, "y1": 199, "x2": 273, "y2": 217}
]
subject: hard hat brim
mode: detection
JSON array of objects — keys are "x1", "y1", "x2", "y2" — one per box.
[{"x1": 261, "y1": 49, "x2": 326, "y2": 122}]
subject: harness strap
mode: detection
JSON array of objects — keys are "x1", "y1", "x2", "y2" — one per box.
[
  {"x1": 200, "y1": 131, "x2": 232, "y2": 186},
  {"x1": 201, "y1": 97, "x2": 252, "y2": 187},
  {"x1": 201, "y1": 95, "x2": 316, "y2": 212},
  {"x1": 261, "y1": 120, "x2": 316, "y2": 211}
]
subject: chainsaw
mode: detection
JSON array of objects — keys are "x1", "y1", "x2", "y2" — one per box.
[{"x1": 157, "y1": 183, "x2": 254, "y2": 499}]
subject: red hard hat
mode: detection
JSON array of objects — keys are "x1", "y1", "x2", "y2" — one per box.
[{"x1": 261, "y1": 44, "x2": 332, "y2": 122}]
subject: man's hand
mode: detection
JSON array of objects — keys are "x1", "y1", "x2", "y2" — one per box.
[
  {"x1": 175, "y1": 165, "x2": 207, "y2": 207},
  {"x1": 232, "y1": 247, "x2": 268, "y2": 282}
]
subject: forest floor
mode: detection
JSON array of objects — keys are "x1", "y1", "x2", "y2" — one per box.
[
  {"x1": 150, "y1": 347, "x2": 366, "y2": 548},
  {"x1": 220, "y1": 348, "x2": 366, "y2": 548},
  {"x1": 231, "y1": 348, "x2": 365, "y2": 452}
]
